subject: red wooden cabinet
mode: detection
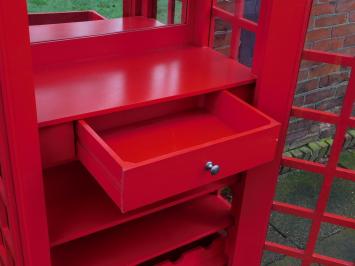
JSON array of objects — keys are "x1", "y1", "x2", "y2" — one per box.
[{"x1": 0, "y1": 0, "x2": 316, "y2": 266}]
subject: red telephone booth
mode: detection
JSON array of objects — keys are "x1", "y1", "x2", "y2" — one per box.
[{"x1": 0, "y1": 0, "x2": 354, "y2": 265}]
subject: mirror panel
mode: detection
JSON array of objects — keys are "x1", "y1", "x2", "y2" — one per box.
[{"x1": 27, "y1": 0, "x2": 188, "y2": 42}]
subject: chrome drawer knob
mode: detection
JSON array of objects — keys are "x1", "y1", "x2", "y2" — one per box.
[{"x1": 205, "y1": 161, "x2": 220, "y2": 176}]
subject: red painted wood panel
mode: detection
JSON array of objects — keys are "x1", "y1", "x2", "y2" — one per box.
[
  {"x1": 44, "y1": 161, "x2": 234, "y2": 247},
  {"x1": 31, "y1": 25, "x2": 192, "y2": 67},
  {"x1": 34, "y1": 46, "x2": 255, "y2": 127},
  {"x1": 39, "y1": 123, "x2": 76, "y2": 168},
  {"x1": 51, "y1": 195, "x2": 232, "y2": 266}
]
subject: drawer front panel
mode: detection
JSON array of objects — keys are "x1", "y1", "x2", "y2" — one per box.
[{"x1": 121, "y1": 126, "x2": 279, "y2": 212}]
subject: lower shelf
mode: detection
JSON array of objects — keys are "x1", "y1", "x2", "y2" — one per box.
[
  {"x1": 157, "y1": 237, "x2": 227, "y2": 266},
  {"x1": 51, "y1": 195, "x2": 232, "y2": 266},
  {"x1": 44, "y1": 161, "x2": 234, "y2": 247}
]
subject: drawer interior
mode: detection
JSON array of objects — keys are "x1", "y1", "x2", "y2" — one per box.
[{"x1": 84, "y1": 91, "x2": 274, "y2": 164}]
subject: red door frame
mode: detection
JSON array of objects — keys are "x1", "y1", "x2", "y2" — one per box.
[
  {"x1": 0, "y1": 0, "x2": 51, "y2": 265},
  {"x1": 1, "y1": 0, "x2": 353, "y2": 265}
]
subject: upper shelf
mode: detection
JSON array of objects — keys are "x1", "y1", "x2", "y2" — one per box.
[
  {"x1": 34, "y1": 46, "x2": 256, "y2": 127},
  {"x1": 30, "y1": 16, "x2": 164, "y2": 43}
]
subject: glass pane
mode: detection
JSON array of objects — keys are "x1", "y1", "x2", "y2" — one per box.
[
  {"x1": 316, "y1": 223, "x2": 355, "y2": 262},
  {"x1": 216, "y1": 0, "x2": 236, "y2": 14},
  {"x1": 326, "y1": 177, "x2": 355, "y2": 219},
  {"x1": 295, "y1": 61, "x2": 351, "y2": 115},
  {"x1": 285, "y1": 118, "x2": 336, "y2": 165},
  {"x1": 262, "y1": 251, "x2": 301, "y2": 266},
  {"x1": 338, "y1": 128, "x2": 355, "y2": 171},
  {"x1": 244, "y1": 0, "x2": 260, "y2": 23},
  {"x1": 216, "y1": 0, "x2": 261, "y2": 22},
  {"x1": 306, "y1": 1, "x2": 355, "y2": 56},
  {"x1": 238, "y1": 29, "x2": 256, "y2": 67},
  {"x1": 213, "y1": 18, "x2": 232, "y2": 57},
  {"x1": 276, "y1": 168, "x2": 323, "y2": 210},
  {"x1": 27, "y1": 0, "x2": 187, "y2": 40},
  {"x1": 267, "y1": 212, "x2": 312, "y2": 249}
]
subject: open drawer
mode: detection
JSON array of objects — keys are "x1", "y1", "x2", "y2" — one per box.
[{"x1": 77, "y1": 91, "x2": 280, "y2": 212}]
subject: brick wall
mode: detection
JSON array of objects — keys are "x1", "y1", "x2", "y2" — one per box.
[
  {"x1": 288, "y1": 0, "x2": 355, "y2": 149},
  {"x1": 213, "y1": 0, "x2": 355, "y2": 150}
]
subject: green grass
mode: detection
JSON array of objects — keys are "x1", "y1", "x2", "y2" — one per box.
[{"x1": 27, "y1": 0, "x2": 182, "y2": 22}]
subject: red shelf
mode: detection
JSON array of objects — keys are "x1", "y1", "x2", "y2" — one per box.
[
  {"x1": 44, "y1": 161, "x2": 233, "y2": 247},
  {"x1": 34, "y1": 46, "x2": 255, "y2": 127},
  {"x1": 157, "y1": 237, "x2": 227, "y2": 266},
  {"x1": 30, "y1": 16, "x2": 164, "y2": 43},
  {"x1": 51, "y1": 194, "x2": 232, "y2": 266}
]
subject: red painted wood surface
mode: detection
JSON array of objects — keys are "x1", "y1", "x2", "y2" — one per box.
[
  {"x1": 30, "y1": 16, "x2": 165, "y2": 43},
  {"x1": 51, "y1": 194, "x2": 232, "y2": 266},
  {"x1": 227, "y1": 0, "x2": 314, "y2": 265},
  {"x1": 44, "y1": 161, "x2": 235, "y2": 247},
  {"x1": 39, "y1": 123, "x2": 76, "y2": 168},
  {"x1": 31, "y1": 25, "x2": 192, "y2": 67},
  {"x1": 157, "y1": 237, "x2": 227, "y2": 266},
  {"x1": 34, "y1": 46, "x2": 255, "y2": 127},
  {"x1": 28, "y1": 10, "x2": 106, "y2": 26},
  {"x1": 0, "y1": 0, "x2": 51, "y2": 265},
  {"x1": 77, "y1": 91, "x2": 279, "y2": 212}
]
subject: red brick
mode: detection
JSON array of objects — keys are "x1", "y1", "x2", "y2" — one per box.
[
  {"x1": 313, "y1": 38, "x2": 344, "y2": 51},
  {"x1": 344, "y1": 34, "x2": 355, "y2": 47},
  {"x1": 351, "y1": 11, "x2": 355, "y2": 22},
  {"x1": 301, "y1": 60, "x2": 321, "y2": 70},
  {"x1": 293, "y1": 96, "x2": 305, "y2": 106},
  {"x1": 316, "y1": 97, "x2": 344, "y2": 112},
  {"x1": 308, "y1": 16, "x2": 316, "y2": 30},
  {"x1": 304, "y1": 41, "x2": 314, "y2": 49},
  {"x1": 297, "y1": 79, "x2": 320, "y2": 93},
  {"x1": 338, "y1": 46, "x2": 355, "y2": 55},
  {"x1": 298, "y1": 70, "x2": 309, "y2": 81},
  {"x1": 309, "y1": 63, "x2": 340, "y2": 78},
  {"x1": 335, "y1": 84, "x2": 348, "y2": 97},
  {"x1": 320, "y1": 71, "x2": 350, "y2": 87},
  {"x1": 336, "y1": 0, "x2": 355, "y2": 12},
  {"x1": 333, "y1": 23, "x2": 355, "y2": 37},
  {"x1": 306, "y1": 28, "x2": 332, "y2": 42},
  {"x1": 311, "y1": 3, "x2": 336, "y2": 16},
  {"x1": 305, "y1": 89, "x2": 334, "y2": 104},
  {"x1": 315, "y1": 14, "x2": 347, "y2": 27}
]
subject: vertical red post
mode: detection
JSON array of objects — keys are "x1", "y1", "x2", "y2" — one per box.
[
  {"x1": 0, "y1": 0, "x2": 51, "y2": 265},
  {"x1": 123, "y1": 0, "x2": 132, "y2": 17},
  {"x1": 181, "y1": 0, "x2": 188, "y2": 24},
  {"x1": 142, "y1": 0, "x2": 157, "y2": 19},
  {"x1": 190, "y1": 0, "x2": 213, "y2": 47},
  {"x1": 227, "y1": 0, "x2": 313, "y2": 265},
  {"x1": 167, "y1": 0, "x2": 176, "y2": 24}
]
